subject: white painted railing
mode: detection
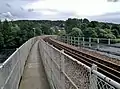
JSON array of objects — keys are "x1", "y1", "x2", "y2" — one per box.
[
  {"x1": 58, "y1": 36, "x2": 120, "y2": 48},
  {"x1": 0, "y1": 37, "x2": 38, "y2": 89}
]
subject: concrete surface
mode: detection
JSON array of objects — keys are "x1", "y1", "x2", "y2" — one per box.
[{"x1": 19, "y1": 41, "x2": 50, "y2": 89}]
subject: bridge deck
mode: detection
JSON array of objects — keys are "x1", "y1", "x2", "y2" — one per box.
[{"x1": 19, "y1": 41, "x2": 50, "y2": 89}]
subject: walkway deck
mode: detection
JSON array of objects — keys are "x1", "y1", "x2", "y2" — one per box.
[{"x1": 19, "y1": 41, "x2": 50, "y2": 89}]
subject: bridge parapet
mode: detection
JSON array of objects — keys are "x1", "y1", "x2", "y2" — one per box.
[
  {"x1": 0, "y1": 37, "x2": 38, "y2": 89},
  {"x1": 39, "y1": 39, "x2": 90, "y2": 89},
  {"x1": 39, "y1": 37, "x2": 120, "y2": 89}
]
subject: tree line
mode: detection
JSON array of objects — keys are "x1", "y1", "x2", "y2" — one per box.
[{"x1": 0, "y1": 18, "x2": 120, "y2": 49}]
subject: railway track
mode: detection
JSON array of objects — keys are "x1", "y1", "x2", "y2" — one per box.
[{"x1": 44, "y1": 37, "x2": 120, "y2": 83}]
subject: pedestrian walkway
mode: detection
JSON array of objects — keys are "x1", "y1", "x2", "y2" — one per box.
[{"x1": 19, "y1": 41, "x2": 50, "y2": 89}]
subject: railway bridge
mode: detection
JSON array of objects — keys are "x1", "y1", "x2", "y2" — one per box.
[{"x1": 0, "y1": 36, "x2": 120, "y2": 89}]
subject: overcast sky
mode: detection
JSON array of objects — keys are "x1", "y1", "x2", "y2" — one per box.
[{"x1": 0, "y1": 0, "x2": 120, "y2": 23}]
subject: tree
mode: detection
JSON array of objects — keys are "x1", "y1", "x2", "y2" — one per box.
[
  {"x1": 88, "y1": 21, "x2": 99, "y2": 28},
  {"x1": 0, "y1": 32, "x2": 4, "y2": 48},
  {"x1": 69, "y1": 27, "x2": 83, "y2": 37},
  {"x1": 83, "y1": 27, "x2": 98, "y2": 38},
  {"x1": 65, "y1": 18, "x2": 80, "y2": 33},
  {"x1": 58, "y1": 30, "x2": 66, "y2": 36},
  {"x1": 41, "y1": 24, "x2": 51, "y2": 35},
  {"x1": 83, "y1": 18, "x2": 89, "y2": 24},
  {"x1": 111, "y1": 29, "x2": 119, "y2": 37}
]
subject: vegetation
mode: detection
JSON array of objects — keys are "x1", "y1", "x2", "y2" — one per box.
[{"x1": 0, "y1": 18, "x2": 120, "y2": 49}]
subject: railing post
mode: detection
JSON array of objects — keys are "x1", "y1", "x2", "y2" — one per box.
[
  {"x1": 67, "y1": 36, "x2": 69, "y2": 44},
  {"x1": 78, "y1": 37, "x2": 80, "y2": 47},
  {"x1": 61, "y1": 36, "x2": 63, "y2": 42},
  {"x1": 89, "y1": 37, "x2": 91, "y2": 42},
  {"x1": 108, "y1": 39, "x2": 110, "y2": 45},
  {"x1": 67, "y1": 36, "x2": 68, "y2": 44},
  {"x1": 90, "y1": 64, "x2": 98, "y2": 89},
  {"x1": 97, "y1": 38, "x2": 99, "y2": 44},
  {"x1": 71, "y1": 37, "x2": 72, "y2": 45},
  {"x1": 82, "y1": 37, "x2": 85, "y2": 46},
  {"x1": 74, "y1": 37, "x2": 76, "y2": 46},
  {"x1": 68, "y1": 36, "x2": 70, "y2": 45},
  {"x1": 63, "y1": 36, "x2": 65, "y2": 43},
  {"x1": 97, "y1": 38, "x2": 99, "y2": 49},
  {"x1": 89, "y1": 37, "x2": 91, "y2": 47},
  {"x1": 60, "y1": 49, "x2": 65, "y2": 89}
]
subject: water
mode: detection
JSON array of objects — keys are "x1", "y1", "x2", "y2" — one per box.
[{"x1": 83, "y1": 43, "x2": 120, "y2": 60}]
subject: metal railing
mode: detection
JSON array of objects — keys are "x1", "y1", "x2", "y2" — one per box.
[
  {"x1": 0, "y1": 37, "x2": 38, "y2": 89},
  {"x1": 0, "y1": 35, "x2": 120, "y2": 89},
  {"x1": 39, "y1": 38, "x2": 120, "y2": 89},
  {"x1": 58, "y1": 36, "x2": 120, "y2": 48}
]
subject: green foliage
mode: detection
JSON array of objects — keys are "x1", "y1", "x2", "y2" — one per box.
[
  {"x1": 83, "y1": 27, "x2": 98, "y2": 38},
  {"x1": 65, "y1": 18, "x2": 81, "y2": 33},
  {"x1": 65, "y1": 18, "x2": 120, "y2": 40},
  {"x1": 69, "y1": 27, "x2": 83, "y2": 37},
  {"x1": 0, "y1": 32, "x2": 4, "y2": 48},
  {"x1": 58, "y1": 30, "x2": 66, "y2": 36},
  {"x1": 1, "y1": 18, "x2": 120, "y2": 49},
  {"x1": 0, "y1": 20, "x2": 65, "y2": 49}
]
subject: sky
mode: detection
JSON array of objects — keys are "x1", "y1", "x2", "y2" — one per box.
[{"x1": 0, "y1": 0, "x2": 120, "y2": 23}]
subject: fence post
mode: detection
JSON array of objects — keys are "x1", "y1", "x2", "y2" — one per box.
[
  {"x1": 108, "y1": 39, "x2": 110, "y2": 45},
  {"x1": 97, "y1": 38, "x2": 99, "y2": 44},
  {"x1": 70, "y1": 36, "x2": 72, "y2": 45},
  {"x1": 89, "y1": 37, "x2": 91, "y2": 47},
  {"x1": 68, "y1": 36, "x2": 70, "y2": 44},
  {"x1": 89, "y1": 37, "x2": 91, "y2": 42},
  {"x1": 74, "y1": 37, "x2": 76, "y2": 46},
  {"x1": 90, "y1": 64, "x2": 98, "y2": 89},
  {"x1": 62, "y1": 36, "x2": 64, "y2": 42},
  {"x1": 78, "y1": 37, "x2": 80, "y2": 47},
  {"x1": 97, "y1": 38, "x2": 99, "y2": 49},
  {"x1": 60, "y1": 49, "x2": 65, "y2": 89},
  {"x1": 67, "y1": 36, "x2": 68, "y2": 44},
  {"x1": 82, "y1": 37, "x2": 85, "y2": 46}
]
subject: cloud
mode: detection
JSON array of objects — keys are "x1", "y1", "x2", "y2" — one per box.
[
  {"x1": 89, "y1": 12, "x2": 120, "y2": 24},
  {"x1": 25, "y1": 0, "x2": 120, "y2": 16},
  {"x1": 6, "y1": 3, "x2": 11, "y2": 8},
  {"x1": 0, "y1": 12, "x2": 14, "y2": 21},
  {"x1": 0, "y1": 0, "x2": 120, "y2": 24}
]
